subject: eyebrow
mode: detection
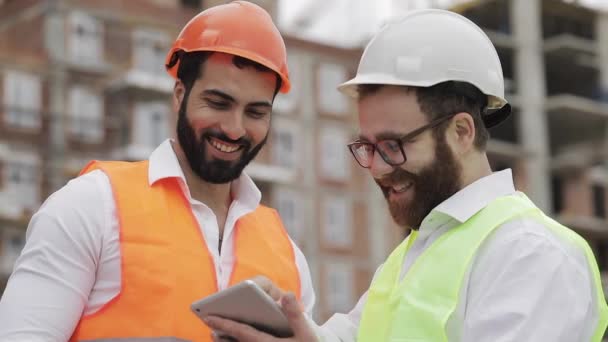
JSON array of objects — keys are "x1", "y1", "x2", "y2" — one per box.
[
  {"x1": 202, "y1": 89, "x2": 235, "y2": 102},
  {"x1": 376, "y1": 131, "x2": 407, "y2": 141},
  {"x1": 202, "y1": 89, "x2": 273, "y2": 109},
  {"x1": 357, "y1": 131, "x2": 405, "y2": 142}
]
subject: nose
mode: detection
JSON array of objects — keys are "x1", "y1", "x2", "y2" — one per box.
[
  {"x1": 220, "y1": 110, "x2": 246, "y2": 141},
  {"x1": 369, "y1": 149, "x2": 394, "y2": 179}
]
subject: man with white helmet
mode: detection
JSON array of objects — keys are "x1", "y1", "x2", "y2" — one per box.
[{"x1": 205, "y1": 9, "x2": 608, "y2": 342}]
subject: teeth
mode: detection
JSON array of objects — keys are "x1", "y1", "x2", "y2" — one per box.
[
  {"x1": 392, "y1": 181, "x2": 413, "y2": 193},
  {"x1": 393, "y1": 185, "x2": 407, "y2": 193},
  {"x1": 209, "y1": 139, "x2": 240, "y2": 153}
]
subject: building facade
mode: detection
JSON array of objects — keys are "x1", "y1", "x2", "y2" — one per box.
[{"x1": 0, "y1": 0, "x2": 606, "y2": 324}]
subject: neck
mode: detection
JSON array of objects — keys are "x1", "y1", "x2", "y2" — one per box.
[
  {"x1": 459, "y1": 152, "x2": 493, "y2": 189},
  {"x1": 171, "y1": 140, "x2": 232, "y2": 210}
]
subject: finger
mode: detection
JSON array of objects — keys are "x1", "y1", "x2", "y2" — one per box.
[
  {"x1": 250, "y1": 276, "x2": 283, "y2": 302},
  {"x1": 205, "y1": 316, "x2": 275, "y2": 342},
  {"x1": 280, "y1": 293, "x2": 318, "y2": 340},
  {"x1": 211, "y1": 331, "x2": 236, "y2": 342},
  {"x1": 211, "y1": 331, "x2": 239, "y2": 342}
]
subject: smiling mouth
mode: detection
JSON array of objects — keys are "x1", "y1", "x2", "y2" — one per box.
[
  {"x1": 207, "y1": 137, "x2": 243, "y2": 153},
  {"x1": 386, "y1": 180, "x2": 414, "y2": 196}
]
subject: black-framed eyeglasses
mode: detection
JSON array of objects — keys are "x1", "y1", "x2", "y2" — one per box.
[{"x1": 347, "y1": 113, "x2": 457, "y2": 168}]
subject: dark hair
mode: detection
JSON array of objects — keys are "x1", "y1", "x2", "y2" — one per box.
[
  {"x1": 174, "y1": 51, "x2": 283, "y2": 99},
  {"x1": 357, "y1": 81, "x2": 490, "y2": 150}
]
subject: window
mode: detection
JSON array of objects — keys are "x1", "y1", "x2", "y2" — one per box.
[
  {"x1": 133, "y1": 102, "x2": 170, "y2": 148},
  {"x1": 181, "y1": 0, "x2": 200, "y2": 8},
  {"x1": 325, "y1": 262, "x2": 353, "y2": 313},
  {"x1": 69, "y1": 86, "x2": 104, "y2": 143},
  {"x1": 133, "y1": 28, "x2": 169, "y2": 75},
  {"x1": 69, "y1": 11, "x2": 103, "y2": 65},
  {"x1": 552, "y1": 176, "x2": 564, "y2": 214},
  {"x1": 593, "y1": 184, "x2": 606, "y2": 219},
  {"x1": 273, "y1": 52, "x2": 299, "y2": 114},
  {"x1": 2, "y1": 154, "x2": 39, "y2": 210},
  {"x1": 322, "y1": 194, "x2": 353, "y2": 247},
  {"x1": 319, "y1": 125, "x2": 350, "y2": 181},
  {"x1": 318, "y1": 63, "x2": 349, "y2": 115},
  {"x1": 274, "y1": 188, "x2": 302, "y2": 241},
  {"x1": 597, "y1": 240, "x2": 608, "y2": 271},
  {"x1": 0, "y1": 228, "x2": 25, "y2": 275},
  {"x1": 271, "y1": 120, "x2": 298, "y2": 169},
  {"x1": 2, "y1": 70, "x2": 41, "y2": 129}
]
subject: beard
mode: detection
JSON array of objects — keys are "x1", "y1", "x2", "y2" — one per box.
[
  {"x1": 176, "y1": 100, "x2": 267, "y2": 184},
  {"x1": 376, "y1": 134, "x2": 462, "y2": 229}
]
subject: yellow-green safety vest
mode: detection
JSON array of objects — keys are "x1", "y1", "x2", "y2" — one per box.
[{"x1": 358, "y1": 193, "x2": 608, "y2": 341}]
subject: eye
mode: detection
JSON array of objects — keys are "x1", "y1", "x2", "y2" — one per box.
[
  {"x1": 382, "y1": 140, "x2": 401, "y2": 152},
  {"x1": 246, "y1": 109, "x2": 268, "y2": 119},
  {"x1": 206, "y1": 99, "x2": 229, "y2": 109}
]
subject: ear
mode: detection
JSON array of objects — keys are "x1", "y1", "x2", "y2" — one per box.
[
  {"x1": 447, "y1": 112, "x2": 476, "y2": 154},
  {"x1": 173, "y1": 80, "x2": 186, "y2": 113}
]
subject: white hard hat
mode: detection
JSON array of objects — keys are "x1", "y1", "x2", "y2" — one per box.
[{"x1": 339, "y1": 9, "x2": 511, "y2": 128}]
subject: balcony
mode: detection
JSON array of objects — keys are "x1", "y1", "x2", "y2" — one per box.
[
  {"x1": 558, "y1": 214, "x2": 608, "y2": 237},
  {"x1": 547, "y1": 108, "x2": 607, "y2": 159},
  {"x1": 542, "y1": 0, "x2": 596, "y2": 39},
  {"x1": 111, "y1": 143, "x2": 156, "y2": 162},
  {"x1": 545, "y1": 48, "x2": 608, "y2": 154},
  {"x1": 552, "y1": 164, "x2": 608, "y2": 238},
  {"x1": 106, "y1": 69, "x2": 174, "y2": 95},
  {"x1": 245, "y1": 162, "x2": 296, "y2": 185},
  {"x1": 546, "y1": 94, "x2": 608, "y2": 119},
  {"x1": 65, "y1": 114, "x2": 123, "y2": 154},
  {"x1": 543, "y1": 33, "x2": 597, "y2": 61},
  {"x1": 487, "y1": 140, "x2": 527, "y2": 160},
  {"x1": 552, "y1": 141, "x2": 608, "y2": 173},
  {"x1": 0, "y1": 107, "x2": 50, "y2": 145},
  {"x1": 0, "y1": 193, "x2": 36, "y2": 223},
  {"x1": 0, "y1": 159, "x2": 41, "y2": 222}
]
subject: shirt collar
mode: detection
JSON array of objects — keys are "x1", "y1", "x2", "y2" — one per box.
[
  {"x1": 432, "y1": 169, "x2": 517, "y2": 224},
  {"x1": 147, "y1": 139, "x2": 261, "y2": 210}
]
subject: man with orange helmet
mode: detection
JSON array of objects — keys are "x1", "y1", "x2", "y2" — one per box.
[{"x1": 0, "y1": 2, "x2": 315, "y2": 341}]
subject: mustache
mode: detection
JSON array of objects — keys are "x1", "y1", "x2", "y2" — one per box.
[
  {"x1": 376, "y1": 168, "x2": 418, "y2": 187},
  {"x1": 201, "y1": 130, "x2": 251, "y2": 147}
]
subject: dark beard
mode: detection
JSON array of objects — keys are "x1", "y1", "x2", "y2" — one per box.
[
  {"x1": 377, "y1": 134, "x2": 462, "y2": 229},
  {"x1": 176, "y1": 99, "x2": 267, "y2": 184}
]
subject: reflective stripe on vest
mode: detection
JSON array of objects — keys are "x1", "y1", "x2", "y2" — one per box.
[
  {"x1": 71, "y1": 160, "x2": 301, "y2": 342},
  {"x1": 358, "y1": 193, "x2": 608, "y2": 342}
]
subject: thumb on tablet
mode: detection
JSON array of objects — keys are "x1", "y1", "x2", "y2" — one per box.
[
  {"x1": 280, "y1": 293, "x2": 317, "y2": 341},
  {"x1": 250, "y1": 276, "x2": 283, "y2": 302}
]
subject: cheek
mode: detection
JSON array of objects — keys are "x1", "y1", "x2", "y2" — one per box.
[
  {"x1": 403, "y1": 141, "x2": 435, "y2": 169},
  {"x1": 185, "y1": 105, "x2": 216, "y2": 132},
  {"x1": 189, "y1": 118, "x2": 212, "y2": 133},
  {"x1": 244, "y1": 118, "x2": 270, "y2": 142}
]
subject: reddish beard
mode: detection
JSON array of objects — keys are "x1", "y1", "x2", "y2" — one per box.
[{"x1": 376, "y1": 135, "x2": 462, "y2": 229}]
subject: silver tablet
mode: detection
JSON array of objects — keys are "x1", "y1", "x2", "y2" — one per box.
[{"x1": 191, "y1": 280, "x2": 294, "y2": 338}]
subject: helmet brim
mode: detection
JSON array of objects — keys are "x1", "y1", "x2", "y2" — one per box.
[{"x1": 483, "y1": 103, "x2": 511, "y2": 128}]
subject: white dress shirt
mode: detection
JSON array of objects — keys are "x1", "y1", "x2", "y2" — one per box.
[
  {"x1": 0, "y1": 139, "x2": 315, "y2": 342},
  {"x1": 318, "y1": 169, "x2": 600, "y2": 342}
]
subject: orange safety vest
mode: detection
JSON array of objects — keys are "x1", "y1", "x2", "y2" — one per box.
[{"x1": 70, "y1": 160, "x2": 301, "y2": 342}]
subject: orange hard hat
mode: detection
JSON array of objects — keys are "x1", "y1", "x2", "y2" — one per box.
[{"x1": 165, "y1": 1, "x2": 290, "y2": 93}]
